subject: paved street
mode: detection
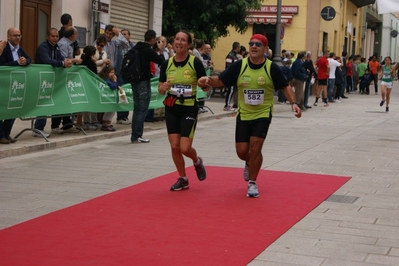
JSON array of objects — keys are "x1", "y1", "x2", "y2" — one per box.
[{"x1": 1, "y1": 83, "x2": 399, "y2": 265}]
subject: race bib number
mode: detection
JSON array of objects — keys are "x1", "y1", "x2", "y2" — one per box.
[
  {"x1": 383, "y1": 72, "x2": 391, "y2": 79},
  {"x1": 244, "y1": 89, "x2": 265, "y2": 105},
  {"x1": 170, "y1": 84, "x2": 193, "y2": 97}
]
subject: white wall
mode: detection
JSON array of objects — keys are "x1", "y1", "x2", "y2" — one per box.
[{"x1": 381, "y1": 13, "x2": 399, "y2": 62}]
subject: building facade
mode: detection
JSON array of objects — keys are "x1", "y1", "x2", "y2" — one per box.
[
  {"x1": 210, "y1": 0, "x2": 384, "y2": 71},
  {"x1": 0, "y1": 0, "x2": 163, "y2": 60}
]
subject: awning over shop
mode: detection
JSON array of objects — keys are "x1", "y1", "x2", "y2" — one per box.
[
  {"x1": 246, "y1": 15, "x2": 293, "y2": 25},
  {"x1": 350, "y1": 0, "x2": 375, "y2": 8}
]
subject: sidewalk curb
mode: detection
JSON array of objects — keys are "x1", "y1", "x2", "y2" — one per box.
[{"x1": 0, "y1": 112, "x2": 233, "y2": 159}]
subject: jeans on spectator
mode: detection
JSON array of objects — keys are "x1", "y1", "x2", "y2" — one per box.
[
  {"x1": 370, "y1": 73, "x2": 378, "y2": 93},
  {"x1": 327, "y1": 79, "x2": 335, "y2": 101},
  {"x1": 341, "y1": 74, "x2": 347, "y2": 97},
  {"x1": 34, "y1": 118, "x2": 47, "y2": 130},
  {"x1": 334, "y1": 84, "x2": 342, "y2": 99},
  {"x1": 131, "y1": 80, "x2": 151, "y2": 141},
  {"x1": 346, "y1": 76, "x2": 353, "y2": 92}
]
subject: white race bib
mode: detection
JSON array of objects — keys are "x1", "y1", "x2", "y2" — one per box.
[
  {"x1": 243, "y1": 89, "x2": 265, "y2": 105},
  {"x1": 170, "y1": 84, "x2": 193, "y2": 97}
]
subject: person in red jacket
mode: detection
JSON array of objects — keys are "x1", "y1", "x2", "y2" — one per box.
[
  {"x1": 314, "y1": 51, "x2": 330, "y2": 107},
  {"x1": 346, "y1": 56, "x2": 354, "y2": 93}
]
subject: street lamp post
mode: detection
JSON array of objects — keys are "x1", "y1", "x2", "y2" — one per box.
[{"x1": 273, "y1": 0, "x2": 282, "y2": 66}]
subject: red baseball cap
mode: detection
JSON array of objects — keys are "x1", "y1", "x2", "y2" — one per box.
[{"x1": 250, "y1": 34, "x2": 268, "y2": 46}]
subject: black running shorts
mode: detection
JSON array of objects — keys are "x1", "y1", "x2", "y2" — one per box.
[
  {"x1": 165, "y1": 104, "x2": 199, "y2": 138},
  {"x1": 235, "y1": 114, "x2": 271, "y2": 142}
]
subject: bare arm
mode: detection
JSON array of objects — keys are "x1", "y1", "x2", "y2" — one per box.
[
  {"x1": 197, "y1": 75, "x2": 225, "y2": 88},
  {"x1": 282, "y1": 85, "x2": 302, "y2": 118}
]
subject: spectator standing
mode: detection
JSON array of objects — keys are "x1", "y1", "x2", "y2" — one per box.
[
  {"x1": 346, "y1": 56, "x2": 354, "y2": 93},
  {"x1": 224, "y1": 41, "x2": 240, "y2": 111},
  {"x1": 97, "y1": 25, "x2": 129, "y2": 69},
  {"x1": 353, "y1": 55, "x2": 360, "y2": 91},
  {"x1": 55, "y1": 26, "x2": 82, "y2": 133},
  {"x1": 198, "y1": 34, "x2": 301, "y2": 198},
  {"x1": 130, "y1": 30, "x2": 165, "y2": 143},
  {"x1": 201, "y1": 44, "x2": 214, "y2": 70},
  {"x1": 191, "y1": 39, "x2": 208, "y2": 114},
  {"x1": 116, "y1": 29, "x2": 135, "y2": 125},
  {"x1": 334, "y1": 57, "x2": 344, "y2": 102},
  {"x1": 291, "y1": 51, "x2": 307, "y2": 110},
  {"x1": 157, "y1": 30, "x2": 208, "y2": 191},
  {"x1": 58, "y1": 13, "x2": 80, "y2": 56},
  {"x1": 33, "y1": 28, "x2": 73, "y2": 137},
  {"x1": 80, "y1": 45, "x2": 101, "y2": 130},
  {"x1": 340, "y1": 51, "x2": 349, "y2": 98},
  {"x1": 303, "y1": 51, "x2": 316, "y2": 109},
  {"x1": 94, "y1": 35, "x2": 110, "y2": 73},
  {"x1": 357, "y1": 57, "x2": 367, "y2": 94},
  {"x1": 327, "y1": 52, "x2": 342, "y2": 102},
  {"x1": 278, "y1": 58, "x2": 292, "y2": 104},
  {"x1": 314, "y1": 51, "x2": 330, "y2": 107},
  {"x1": 58, "y1": 27, "x2": 82, "y2": 65},
  {"x1": 0, "y1": 27, "x2": 31, "y2": 144},
  {"x1": 368, "y1": 55, "x2": 381, "y2": 95}
]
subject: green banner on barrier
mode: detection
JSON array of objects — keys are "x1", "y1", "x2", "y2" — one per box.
[{"x1": 0, "y1": 65, "x2": 166, "y2": 120}]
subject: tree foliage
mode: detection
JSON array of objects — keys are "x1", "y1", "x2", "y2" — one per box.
[{"x1": 162, "y1": 0, "x2": 262, "y2": 47}]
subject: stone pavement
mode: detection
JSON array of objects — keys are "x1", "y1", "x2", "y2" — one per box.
[{"x1": 1, "y1": 84, "x2": 399, "y2": 265}]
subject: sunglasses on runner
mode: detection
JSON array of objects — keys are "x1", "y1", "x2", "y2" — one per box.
[{"x1": 248, "y1": 42, "x2": 262, "y2": 47}]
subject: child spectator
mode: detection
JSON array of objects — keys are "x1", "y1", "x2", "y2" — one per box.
[
  {"x1": 98, "y1": 66, "x2": 122, "y2": 131},
  {"x1": 360, "y1": 68, "x2": 371, "y2": 95},
  {"x1": 80, "y1": 45, "x2": 102, "y2": 130}
]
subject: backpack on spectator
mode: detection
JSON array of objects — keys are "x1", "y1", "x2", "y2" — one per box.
[{"x1": 121, "y1": 47, "x2": 142, "y2": 83}]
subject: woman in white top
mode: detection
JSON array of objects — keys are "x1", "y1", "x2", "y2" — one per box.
[{"x1": 94, "y1": 35, "x2": 110, "y2": 73}]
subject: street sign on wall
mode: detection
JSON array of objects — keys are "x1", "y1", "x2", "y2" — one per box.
[{"x1": 92, "y1": 0, "x2": 109, "y2": 14}]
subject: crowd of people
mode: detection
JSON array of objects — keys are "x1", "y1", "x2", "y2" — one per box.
[{"x1": 278, "y1": 49, "x2": 398, "y2": 112}]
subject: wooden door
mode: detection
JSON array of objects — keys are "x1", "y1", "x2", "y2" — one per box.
[{"x1": 20, "y1": 0, "x2": 52, "y2": 62}]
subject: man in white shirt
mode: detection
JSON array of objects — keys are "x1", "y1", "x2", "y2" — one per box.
[{"x1": 327, "y1": 52, "x2": 342, "y2": 102}]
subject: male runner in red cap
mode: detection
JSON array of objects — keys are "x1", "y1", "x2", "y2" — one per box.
[{"x1": 198, "y1": 34, "x2": 301, "y2": 198}]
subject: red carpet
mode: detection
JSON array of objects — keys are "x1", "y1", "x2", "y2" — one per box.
[{"x1": 0, "y1": 166, "x2": 350, "y2": 266}]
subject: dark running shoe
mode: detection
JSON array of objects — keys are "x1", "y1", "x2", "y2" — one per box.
[
  {"x1": 380, "y1": 100, "x2": 385, "y2": 107},
  {"x1": 386, "y1": 107, "x2": 389, "y2": 112},
  {"x1": 170, "y1": 177, "x2": 189, "y2": 191},
  {"x1": 194, "y1": 157, "x2": 207, "y2": 181}
]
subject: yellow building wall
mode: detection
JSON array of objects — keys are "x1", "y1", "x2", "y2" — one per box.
[{"x1": 211, "y1": 0, "x2": 365, "y2": 70}]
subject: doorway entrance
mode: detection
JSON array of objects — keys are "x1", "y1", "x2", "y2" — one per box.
[{"x1": 20, "y1": 0, "x2": 52, "y2": 60}]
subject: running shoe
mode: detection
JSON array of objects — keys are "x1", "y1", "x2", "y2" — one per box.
[
  {"x1": 170, "y1": 177, "x2": 189, "y2": 191},
  {"x1": 194, "y1": 156, "x2": 207, "y2": 181},
  {"x1": 247, "y1": 181, "x2": 259, "y2": 198}
]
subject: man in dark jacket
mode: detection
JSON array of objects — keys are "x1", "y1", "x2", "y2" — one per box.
[
  {"x1": 291, "y1": 51, "x2": 307, "y2": 110},
  {"x1": 0, "y1": 27, "x2": 31, "y2": 144},
  {"x1": 303, "y1": 51, "x2": 315, "y2": 109},
  {"x1": 33, "y1": 28, "x2": 73, "y2": 137},
  {"x1": 130, "y1": 30, "x2": 165, "y2": 143}
]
